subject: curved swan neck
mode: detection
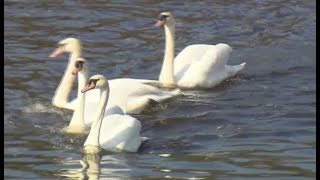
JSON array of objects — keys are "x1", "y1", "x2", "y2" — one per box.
[
  {"x1": 67, "y1": 66, "x2": 88, "y2": 133},
  {"x1": 52, "y1": 51, "x2": 81, "y2": 109},
  {"x1": 84, "y1": 85, "x2": 109, "y2": 147},
  {"x1": 159, "y1": 24, "x2": 176, "y2": 87}
]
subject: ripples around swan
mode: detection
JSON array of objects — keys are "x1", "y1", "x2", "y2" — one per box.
[{"x1": 4, "y1": 0, "x2": 315, "y2": 179}]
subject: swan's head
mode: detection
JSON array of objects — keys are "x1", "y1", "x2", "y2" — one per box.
[
  {"x1": 155, "y1": 12, "x2": 175, "y2": 28},
  {"x1": 71, "y1": 58, "x2": 86, "y2": 75},
  {"x1": 50, "y1": 38, "x2": 82, "y2": 58},
  {"x1": 81, "y1": 74, "x2": 109, "y2": 93}
]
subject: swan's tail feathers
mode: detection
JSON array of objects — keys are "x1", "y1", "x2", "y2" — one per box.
[
  {"x1": 169, "y1": 88, "x2": 182, "y2": 96},
  {"x1": 141, "y1": 137, "x2": 149, "y2": 143},
  {"x1": 236, "y1": 62, "x2": 246, "y2": 71},
  {"x1": 150, "y1": 88, "x2": 181, "y2": 103},
  {"x1": 226, "y1": 62, "x2": 246, "y2": 76},
  {"x1": 126, "y1": 87, "x2": 181, "y2": 114}
]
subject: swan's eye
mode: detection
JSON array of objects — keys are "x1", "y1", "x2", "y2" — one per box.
[
  {"x1": 87, "y1": 79, "x2": 99, "y2": 86},
  {"x1": 74, "y1": 61, "x2": 85, "y2": 68},
  {"x1": 158, "y1": 14, "x2": 169, "y2": 21},
  {"x1": 58, "y1": 43, "x2": 66, "y2": 48}
]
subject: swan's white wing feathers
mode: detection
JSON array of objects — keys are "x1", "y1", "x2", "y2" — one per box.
[
  {"x1": 174, "y1": 43, "x2": 245, "y2": 88},
  {"x1": 174, "y1": 44, "x2": 214, "y2": 80},
  {"x1": 109, "y1": 78, "x2": 180, "y2": 114},
  {"x1": 126, "y1": 88, "x2": 180, "y2": 114},
  {"x1": 72, "y1": 78, "x2": 181, "y2": 125},
  {"x1": 99, "y1": 114, "x2": 142, "y2": 152}
]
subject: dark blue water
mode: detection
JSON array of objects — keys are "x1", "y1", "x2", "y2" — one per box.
[{"x1": 4, "y1": 0, "x2": 316, "y2": 179}]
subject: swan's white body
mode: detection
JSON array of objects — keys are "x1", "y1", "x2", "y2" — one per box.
[
  {"x1": 95, "y1": 114, "x2": 143, "y2": 152},
  {"x1": 81, "y1": 75, "x2": 143, "y2": 153},
  {"x1": 67, "y1": 61, "x2": 180, "y2": 131},
  {"x1": 69, "y1": 76, "x2": 180, "y2": 128},
  {"x1": 173, "y1": 44, "x2": 246, "y2": 88},
  {"x1": 156, "y1": 12, "x2": 246, "y2": 89},
  {"x1": 50, "y1": 38, "x2": 181, "y2": 117}
]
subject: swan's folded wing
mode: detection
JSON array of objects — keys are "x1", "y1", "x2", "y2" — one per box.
[
  {"x1": 174, "y1": 44, "x2": 216, "y2": 80},
  {"x1": 203, "y1": 43, "x2": 233, "y2": 68},
  {"x1": 175, "y1": 44, "x2": 233, "y2": 88},
  {"x1": 132, "y1": 79, "x2": 164, "y2": 88},
  {"x1": 99, "y1": 115, "x2": 142, "y2": 152},
  {"x1": 126, "y1": 87, "x2": 181, "y2": 114},
  {"x1": 109, "y1": 78, "x2": 163, "y2": 88}
]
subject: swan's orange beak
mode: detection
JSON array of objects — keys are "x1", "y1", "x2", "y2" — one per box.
[
  {"x1": 49, "y1": 48, "x2": 65, "y2": 58},
  {"x1": 81, "y1": 83, "x2": 96, "y2": 93},
  {"x1": 155, "y1": 20, "x2": 165, "y2": 27}
]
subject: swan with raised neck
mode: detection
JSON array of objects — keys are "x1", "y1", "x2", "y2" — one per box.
[
  {"x1": 64, "y1": 58, "x2": 88, "y2": 134},
  {"x1": 156, "y1": 12, "x2": 176, "y2": 88},
  {"x1": 50, "y1": 38, "x2": 82, "y2": 109},
  {"x1": 81, "y1": 74, "x2": 143, "y2": 153},
  {"x1": 155, "y1": 12, "x2": 247, "y2": 89}
]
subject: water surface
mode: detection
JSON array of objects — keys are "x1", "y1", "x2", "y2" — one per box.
[{"x1": 4, "y1": 0, "x2": 316, "y2": 179}]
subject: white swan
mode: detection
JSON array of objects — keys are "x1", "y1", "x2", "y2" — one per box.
[
  {"x1": 81, "y1": 74, "x2": 144, "y2": 153},
  {"x1": 50, "y1": 38, "x2": 181, "y2": 115},
  {"x1": 66, "y1": 57, "x2": 180, "y2": 133},
  {"x1": 154, "y1": 12, "x2": 246, "y2": 89},
  {"x1": 49, "y1": 38, "x2": 81, "y2": 109}
]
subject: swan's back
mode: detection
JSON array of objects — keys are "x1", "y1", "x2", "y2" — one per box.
[
  {"x1": 108, "y1": 78, "x2": 181, "y2": 114},
  {"x1": 72, "y1": 78, "x2": 181, "y2": 126},
  {"x1": 99, "y1": 114, "x2": 142, "y2": 152},
  {"x1": 174, "y1": 43, "x2": 236, "y2": 88},
  {"x1": 174, "y1": 44, "x2": 214, "y2": 78}
]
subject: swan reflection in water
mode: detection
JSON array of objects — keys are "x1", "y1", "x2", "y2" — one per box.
[
  {"x1": 58, "y1": 151, "x2": 101, "y2": 180},
  {"x1": 59, "y1": 150, "x2": 141, "y2": 180},
  {"x1": 80, "y1": 152, "x2": 102, "y2": 180}
]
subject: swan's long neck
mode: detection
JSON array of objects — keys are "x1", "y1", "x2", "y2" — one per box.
[
  {"x1": 67, "y1": 66, "x2": 88, "y2": 133},
  {"x1": 52, "y1": 51, "x2": 81, "y2": 109},
  {"x1": 158, "y1": 24, "x2": 176, "y2": 87},
  {"x1": 84, "y1": 85, "x2": 109, "y2": 147}
]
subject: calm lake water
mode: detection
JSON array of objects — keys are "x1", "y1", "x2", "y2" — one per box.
[{"x1": 4, "y1": 0, "x2": 316, "y2": 179}]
